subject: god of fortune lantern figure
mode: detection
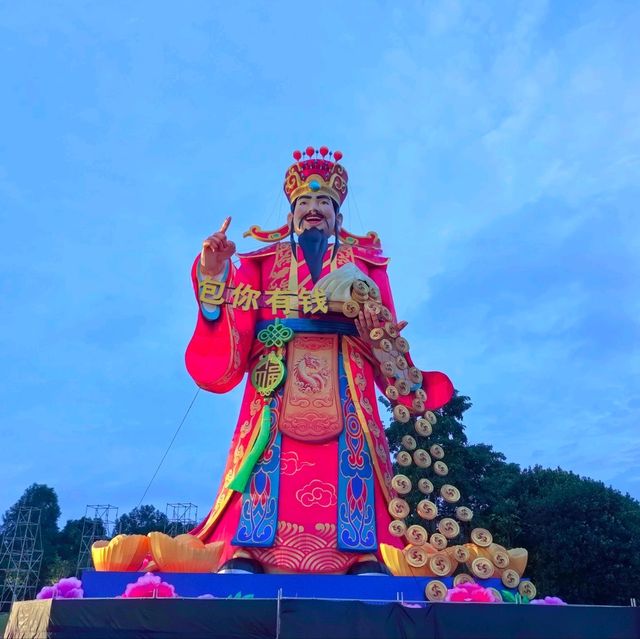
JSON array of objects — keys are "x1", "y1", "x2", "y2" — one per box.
[{"x1": 186, "y1": 147, "x2": 455, "y2": 575}]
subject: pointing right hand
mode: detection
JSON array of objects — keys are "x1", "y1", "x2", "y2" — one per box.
[{"x1": 200, "y1": 216, "x2": 236, "y2": 275}]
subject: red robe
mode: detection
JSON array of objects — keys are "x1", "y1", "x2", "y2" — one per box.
[{"x1": 186, "y1": 241, "x2": 453, "y2": 573}]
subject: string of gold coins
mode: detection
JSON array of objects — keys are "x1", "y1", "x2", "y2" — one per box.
[{"x1": 341, "y1": 278, "x2": 536, "y2": 603}]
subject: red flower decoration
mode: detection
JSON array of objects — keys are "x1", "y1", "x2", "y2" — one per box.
[{"x1": 445, "y1": 582, "x2": 498, "y2": 603}]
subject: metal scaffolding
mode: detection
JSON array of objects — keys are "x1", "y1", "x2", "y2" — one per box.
[
  {"x1": 165, "y1": 502, "x2": 198, "y2": 537},
  {"x1": 75, "y1": 505, "x2": 118, "y2": 576},
  {"x1": 0, "y1": 507, "x2": 43, "y2": 611}
]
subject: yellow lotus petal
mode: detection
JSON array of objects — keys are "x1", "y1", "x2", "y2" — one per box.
[
  {"x1": 148, "y1": 532, "x2": 222, "y2": 573},
  {"x1": 91, "y1": 535, "x2": 149, "y2": 572},
  {"x1": 507, "y1": 548, "x2": 528, "y2": 577},
  {"x1": 380, "y1": 543, "x2": 410, "y2": 577}
]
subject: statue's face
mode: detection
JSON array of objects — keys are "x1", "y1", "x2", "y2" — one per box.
[{"x1": 288, "y1": 194, "x2": 342, "y2": 237}]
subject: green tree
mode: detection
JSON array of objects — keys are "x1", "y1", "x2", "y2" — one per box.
[{"x1": 115, "y1": 505, "x2": 168, "y2": 535}]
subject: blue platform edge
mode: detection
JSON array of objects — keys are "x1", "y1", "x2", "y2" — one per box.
[{"x1": 81, "y1": 571, "x2": 525, "y2": 601}]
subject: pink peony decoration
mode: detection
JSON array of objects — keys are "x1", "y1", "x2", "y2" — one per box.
[
  {"x1": 37, "y1": 577, "x2": 84, "y2": 600},
  {"x1": 531, "y1": 596, "x2": 567, "y2": 606},
  {"x1": 121, "y1": 572, "x2": 177, "y2": 598},
  {"x1": 445, "y1": 582, "x2": 498, "y2": 603}
]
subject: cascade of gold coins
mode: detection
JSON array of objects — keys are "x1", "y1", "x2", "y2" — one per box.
[{"x1": 341, "y1": 279, "x2": 536, "y2": 603}]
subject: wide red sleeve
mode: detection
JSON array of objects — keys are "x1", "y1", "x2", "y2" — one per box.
[{"x1": 184, "y1": 255, "x2": 260, "y2": 394}]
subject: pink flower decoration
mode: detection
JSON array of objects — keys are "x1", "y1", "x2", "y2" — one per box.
[
  {"x1": 121, "y1": 572, "x2": 177, "y2": 598},
  {"x1": 445, "y1": 582, "x2": 498, "y2": 603},
  {"x1": 531, "y1": 596, "x2": 567, "y2": 606},
  {"x1": 37, "y1": 577, "x2": 84, "y2": 599}
]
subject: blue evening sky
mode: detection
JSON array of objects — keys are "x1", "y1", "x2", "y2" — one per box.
[{"x1": 1, "y1": 1, "x2": 639, "y2": 524}]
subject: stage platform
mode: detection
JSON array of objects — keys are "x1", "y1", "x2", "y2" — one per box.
[{"x1": 5, "y1": 597, "x2": 640, "y2": 639}]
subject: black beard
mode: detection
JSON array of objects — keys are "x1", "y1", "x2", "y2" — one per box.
[{"x1": 298, "y1": 228, "x2": 329, "y2": 283}]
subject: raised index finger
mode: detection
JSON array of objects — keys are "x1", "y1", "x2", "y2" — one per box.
[{"x1": 219, "y1": 216, "x2": 232, "y2": 234}]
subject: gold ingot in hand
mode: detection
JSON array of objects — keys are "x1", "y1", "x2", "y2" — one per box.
[
  {"x1": 433, "y1": 461, "x2": 448, "y2": 476},
  {"x1": 395, "y1": 379, "x2": 411, "y2": 396},
  {"x1": 413, "y1": 449, "x2": 431, "y2": 468},
  {"x1": 424, "y1": 410, "x2": 437, "y2": 425},
  {"x1": 470, "y1": 528, "x2": 493, "y2": 547},
  {"x1": 438, "y1": 518, "x2": 460, "y2": 539},
  {"x1": 384, "y1": 321, "x2": 398, "y2": 338},
  {"x1": 396, "y1": 451, "x2": 412, "y2": 467},
  {"x1": 342, "y1": 301, "x2": 360, "y2": 318},
  {"x1": 393, "y1": 404, "x2": 411, "y2": 424},
  {"x1": 388, "y1": 520, "x2": 407, "y2": 537},
  {"x1": 414, "y1": 418, "x2": 433, "y2": 437},
  {"x1": 429, "y1": 552, "x2": 452, "y2": 575},
  {"x1": 418, "y1": 478, "x2": 434, "y2": 494},
  {"x1": 430, "y1": 533, "x2": 448, "y2": 551},
  {"x1": 379, "y1": 338, "x2": 393, "y2": 352},
  {"x1": 471, "y1": 557, "x2": 494, "y2": 580},
  {"x1": 401, "y1": 435, "x2": 417, "y2": 450},
  {"x1": 404, "y1": 545, "x2": 429, "y2": 568},
  {"x1": 518, "y1": 581, "x2": 537, "y2": 599},
  {"x1": 501, "y1": 569, "x2": 521, "y2": 588},
  {"x1": 395, "y1": 337, "x2": 410, "y2": 353},
  {"x1": 391, "y1": 474, "x2": 412, "y2": 495},
  {"x1": 417, "y1": 499, "x2": 438, "y2": 520},
  {"x1": 455, "y1": 506, "x2": 473, "y2": 522},
  {"x1": 429, "y1": 444, "x2": 445, "y2": 460},
  {"x1": 406, "y1": 525, "x2": 429, "y2": 546},
  {"x1": 385, "y1": 385, "x2": 399, "y2": 401},
  {"x1": 388, "y1": 497, "x2": 411, "y2": 519},
  {"x1": 440, "y1": 484, "x2": 461, "y2": 503},
  {"x1": 425, "y1": 580, "x2": 448, "y2": 602}
]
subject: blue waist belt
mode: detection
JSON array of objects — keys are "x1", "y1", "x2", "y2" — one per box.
[{"x1": 255, "y1": 318, "x2": 358, "y2": 336}]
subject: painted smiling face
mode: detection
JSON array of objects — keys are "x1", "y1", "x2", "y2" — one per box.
[{"x1": 288, "y1": 194, "x2": 342, "y2": 237}]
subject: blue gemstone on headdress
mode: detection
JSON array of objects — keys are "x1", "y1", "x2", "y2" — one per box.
[{"x1": 309, "y1": 179, "x2": 320, "y2": 191}]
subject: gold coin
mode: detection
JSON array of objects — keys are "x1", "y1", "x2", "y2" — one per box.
[
  {"x1": 394, "y1": 379, "x2": 411, "y2": 396},
  {"x1": 396, "y1": 451, "x2": 412, "y2": 467},
  {"x1": 379, "y1": 338, "x2": 393, "y2": 352},
  {"x1": 388, "y1": 497, "x2": 410, "y2": 520},
  {"x1": 369, "y1": 287, "x2": 381, "y2": 302},
  {"x1": 417, "y1": 478, "x2": 434, "y2": 494},
  {"x1": 492, "y1": 551, "x2": 510, "y2": 569},
  {"x1": 487, "y1": 588, "x2": 503, "y2": 602},
  {"x1": 413, "y1": 449, "x2": 431, "y2": 468},
  {"x1": 393, "y1": 404, "x2": 411, "y2": 424},
  {"x1": 412, "y1": 397, "x2": 426, "y2": 412},
  {"x1": 408, "y1": 367, "x2": 423, "y2": 384},
  {"x1": 415, "y1": 388, "x2": 427, "y2": 401},
  {"x1": 470, "y1": 528, "x2": 493, "y2": 547},
  {"x1": 518, "y1": 581, "x2": 537, "y2": 599},
  {"x1": 430, "y1": 533, "x2": 448, "y2": 551},
  {"x1": 380, "y1": 361, "x2": 396, "y2": 377},
  {"x1": 380, "y1": 306, "x2": 392, "y2": 320},
  {"x1": 438, "y1": 518, "x2": 460, "y2": 539},
  {"x1": 433, "y1": 461, "x2": 448, "y2": 476},
  {"x1": 395, "y1": 337, "x2": 410, "y2": 353},
  {"x1": 404, "y1": 545, "x2": 428, "y2": 568},
  {"x1": 501, "y1": 569, "x2": 520, "y2": 588},
  {"x1": 395, "y1": 355, "x2": 408, "y2": 370},
  {"x1": 429, "y1": 444, "x2": 445, "y2": 460},
  {"x1": 406, "y1": 524, "x2": 429, "y2": 546},
  {"x1": 342, "y1": 301, "x2": 360, "y2": 318},
  {"x1": 440, "y1": 484, "x2": 461, "y2": 503},
  {"x1": 369, "y1": 327, "x2": 385, "y2": 341},
  {"x1": 352, "y1": 292, "x2": 368, "y2": 304},
  {"x1": 365, "y1": 301, "x2": 381, "y2": 315},
  {"x1": 388, "y1": 520, "x2": 407, "y2": 537},
  {"x1": 352, "y1": 280, "x2": 369, "y2": 296},
  {"x1": 384, "y1": 321, "x2": 398, "y2": 338},
  {"x1": 391, "y1": 474, "x2": 412, "y2": 495},
  {"x1": 471, "y1": 557, "x2": 494, "y2": 580},
  {"x1": 424, "y1": 410, "x2": 437, "y2": 425},
  {"x1": 452, "y1": 545, "x2": 470, "y2": 563},
  {"x1": 429, "y1": 552, "x2": 451, "y2": 575},
  {"x1": 453, "y1": 573, "x2": 475, "y2": 587},
  {"x1": 401, "y1": 435, "x2": 417, "y2": 450},
  {"x1": 414, "y1": 418, "x2": 433, "y2": 437},
  {"x1": 417, "y1": 499, "x2": 438, "y2": 520},
  {"x1": 385, "y1": 385, "x2": 399, "y2": 401},
  {"x1": 425, "y1": 580, "x2": 448, "y2": 602},
  {"x1": 455, "y1": 506, "x2": 473, "y2": 522}
]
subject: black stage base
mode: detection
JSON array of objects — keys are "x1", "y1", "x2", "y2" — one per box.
[{"x1": 5, "y1": 598, "x2": 640, "y2": 639}]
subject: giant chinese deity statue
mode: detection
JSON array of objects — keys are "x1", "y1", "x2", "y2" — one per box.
[{"x1": 186, "y1": 146, "x2": 455, "y2": 576}]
